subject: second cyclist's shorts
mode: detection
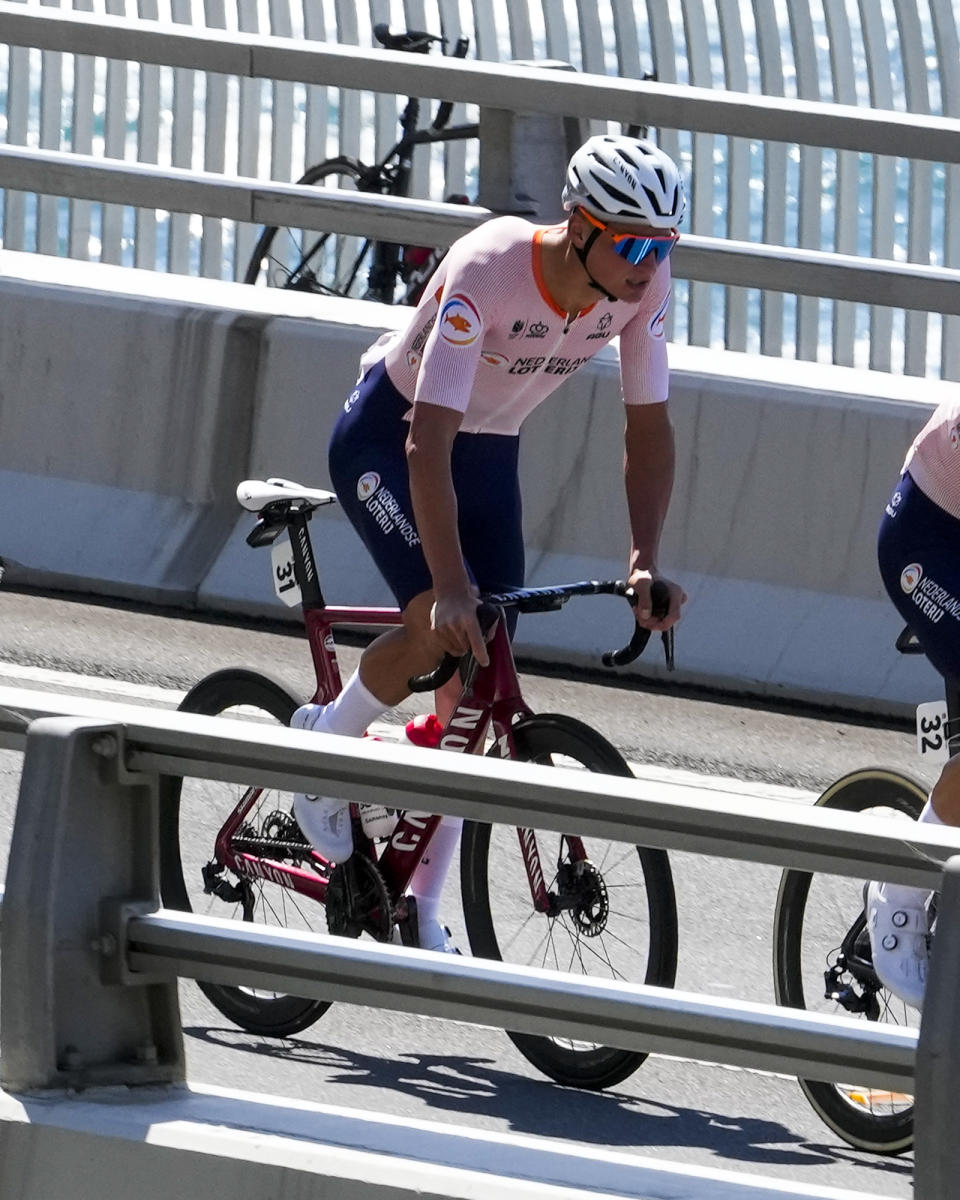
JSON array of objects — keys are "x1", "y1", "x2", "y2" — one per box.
[
  {"x1": 878, "y1": 471, "x2": 960, "y2": 681},
  {"x1": 330, "y1": 358, "x2": 525, "y2": 615}
]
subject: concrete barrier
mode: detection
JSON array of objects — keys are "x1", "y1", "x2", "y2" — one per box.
[{"x1": 0, "y1": 249, "x2": 946, "y2": 711}]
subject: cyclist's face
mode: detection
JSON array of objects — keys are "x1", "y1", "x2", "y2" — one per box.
[{"x1": 574, "y1": 210, "x2": 677, "y2": 302}]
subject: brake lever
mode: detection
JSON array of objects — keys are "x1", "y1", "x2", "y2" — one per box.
[{"x1": 601, "y1": 580, "x2": 674, "y2": 671}]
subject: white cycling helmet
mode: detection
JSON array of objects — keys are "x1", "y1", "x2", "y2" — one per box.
[{"x1": 562, "y1": 134, "x2": 686, "y2": 230}]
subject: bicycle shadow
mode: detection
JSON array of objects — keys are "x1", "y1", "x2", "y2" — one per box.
[{"x1": 184, "y1": 1023, "x2": 912, "y2": 1182}]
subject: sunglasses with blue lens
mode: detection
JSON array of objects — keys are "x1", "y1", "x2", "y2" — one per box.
[{"x1": 579, "y1": 207, "x2": 680, "y2": 266}]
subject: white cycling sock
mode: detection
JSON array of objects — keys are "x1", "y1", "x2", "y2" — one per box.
[
  {"x1": 410, "y1": 815, "x2": 463, "y2": 928},
  {"x1": 296, "y1": 670, "x2": 388, "y2": 738},
  {"x1": 876, "y1": 796, "x2": 943, "y2": 908}
]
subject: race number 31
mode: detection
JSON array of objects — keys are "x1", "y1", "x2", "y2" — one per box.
[
  {"x1": 271, "y1": 536, "x2": 301, "y2": 608},
  {"x1": 916, "y1": 700, "x2": 950, "y2": 764}
]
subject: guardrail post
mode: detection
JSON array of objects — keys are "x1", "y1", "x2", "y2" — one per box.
[
  {"x1": 477, "y1": 61, "x2": 583, "y2": 221},
  {"x1": 914, "y1": 854, "x2": 960, "y2": 1198},
  {"x1": 0, "y1": 716, "x2": 184, "y2": 1092}
]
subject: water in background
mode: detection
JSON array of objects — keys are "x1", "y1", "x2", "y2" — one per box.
[{"x1": 0, "y1": 0, "x2": 952, "y2": 375}]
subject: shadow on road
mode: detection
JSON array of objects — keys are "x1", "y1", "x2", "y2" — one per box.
[{"x1": 185, "y1": 1023, "x2": 913, "y2": 1184}]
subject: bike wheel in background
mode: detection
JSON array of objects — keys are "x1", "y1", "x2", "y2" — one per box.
[
  {"x1": 773, "y1": 767, "x2": 928, "y2": 1154},
  {"x1": 158, "y1": 668, "x2": 332, "y2": 1037},
  {"x1": 460, "y1": 713, "x2": 678, "y2": 1090},
  {"x1": 243, "y1": 158, "x2": 374, "y2": 295}
]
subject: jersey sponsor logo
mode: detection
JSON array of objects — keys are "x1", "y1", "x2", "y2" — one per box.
[
  {"x1": 544, "y1": 354, "x2": 589, "y2": 376},
  {"x1": 439, "y1": 293, "x2": 480, "y2": 345},
  {"x1": 649, "y1": 291, "x2": 671, "y2": 339},
  {"x1": 344, "y1": 388, "x2": 360, "y2": 413},
  {"x1": 586, "y1": 312, "x2": 613, "y2": 341},
  {"x1": 357, "y1": 471, "x2": 380, "y2": 502},
  {"x1": 951, "y1": 421, "x2": 960, "y2": 450},
  {"x1": 902, "y1": 563, "x2": 960, "y2": 625},
  {"x1": 480, "y1": 350, "x2": 508, "y2": 367},
  {"x1": 525, "y1": 320, "x2": 549, "y2": 339},
  {"x1": 884, "y1": 489, "x2": 902, "y2": 518},
  {"x1": 406, "y1": 350, "x2": 421, "y2": 369},
  {"x1": 508, "y1": 355, "x2": 546, "y2": 376},
  {"x1": 508, "y1": 318, "x2": 526, "y2": 339}
]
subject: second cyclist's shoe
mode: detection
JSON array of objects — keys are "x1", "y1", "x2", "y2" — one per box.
[
  {"x1": 293, "y1": 792, "x2": 353, "y2": 863},
  {"x1": 866, "y1": 881, "x2": 929, "y2": 1011}
]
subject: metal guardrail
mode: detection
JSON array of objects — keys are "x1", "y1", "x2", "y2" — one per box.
[
  {"x1": 4, "y1": 143, "x2": 960, "y2": 319},
  {"x1": 1, "y1": 684, "x2": 960, "y2": 1200},
  {"x1": 1, "y1": 4, "x2": 959, "y2": 162}
]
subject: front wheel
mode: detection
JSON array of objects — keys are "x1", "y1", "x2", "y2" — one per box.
[
  {"x1": 772, "y1": 767, "x2": 928, "y2": 1154},
  {"x1": 243, "y1": 157, "x2": 375, "y2": 295},
  {"x1": 460, "y1": 713, "x2": 678, "y2": 1090},
  {"x1": 158, "y1": 668, "x2": 333, "y2": 1037}
]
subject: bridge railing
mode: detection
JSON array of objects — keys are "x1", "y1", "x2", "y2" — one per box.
[
  {"x1": 0, "y1": 0, "x2": 959, "y2": 378},
  {"x1": 1, "y1": 685, "x2": 959, "y2": 1197}
]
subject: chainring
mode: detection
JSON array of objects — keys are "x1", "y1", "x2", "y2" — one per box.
[{"x1": 325, "y1": 853, "x2": 394, "y2": 941}]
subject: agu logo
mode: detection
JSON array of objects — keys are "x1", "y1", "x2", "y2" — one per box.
[
  {"x1": 357, "y1": 471, "x2": 380, "y2": 502},
  {"x1": 439, "y1": 293, "x2": 480, "y2": 346},
  {"x1": 901, "y1": 563, "x2": 923, "y2": 594}
]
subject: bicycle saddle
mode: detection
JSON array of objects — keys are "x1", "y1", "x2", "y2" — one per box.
[{"x1": 236, "y1": 478, "x2": 337, "y2": 513}]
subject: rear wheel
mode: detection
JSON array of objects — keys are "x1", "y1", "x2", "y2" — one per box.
[
  {"x1": 460, "y1": 713, "x2": 678, "y2": 1089},
  {"x1": 243, "y1": 158, "x2": 375, "y2": 295},
  {"x1": 772, "y1": 767, "x2": 928, "y2": 1154},
  {"x1": 159, "y1": 668, "x2": 332, "y2": 1037}
]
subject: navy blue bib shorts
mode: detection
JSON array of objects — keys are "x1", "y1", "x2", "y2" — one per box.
[
  {"x1": 877, "y1": 471, "x2": 960, "y2": 682},
  {"x1": 329, "y1": 359, "x2": 525, "y2": 619}
]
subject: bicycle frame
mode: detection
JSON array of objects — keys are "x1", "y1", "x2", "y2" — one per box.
[{"x1": 210, "y1": 503, "x2": 565, "y2": 923}]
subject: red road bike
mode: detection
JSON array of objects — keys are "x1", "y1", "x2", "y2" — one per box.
[{"x1": 160, "y1": 478, "x2": 678, "y2": 1089}]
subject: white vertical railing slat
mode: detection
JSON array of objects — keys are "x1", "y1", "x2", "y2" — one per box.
[
  {"x1": 822, "y1": 0, "x2": 858, "y2": 369},
  {"x1": 930, "y1": 0, "x2": 960, "y2": 380},
  {"x1": 752, "y1": 0, "x2": 787, "y2": 359},
  {"x1": 716, "y1": 0, "x2": 750, "y2": 353},
  {"x1": 135, "y1": 0, "x2": 161, "y2": 271},
  {"x1": 787, "y1": 0, "x2": 823, "y2": 363},
  {"x1": 199, "y1": 0, "x2": 227, "y2": 278},
  {"x1": 894, "y1": 0, "x2": 932, "y2": 377},
  {"x1": 858, "y1": 0, "x2": 895, "y2": 373},
  {"x1": 68, "y1": 0, "x2": 96, "y2": 260},
  {"x1": 681, "y1": 0, "x2": 717, "y2": 350}
]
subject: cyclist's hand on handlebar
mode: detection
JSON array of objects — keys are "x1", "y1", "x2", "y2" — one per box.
[
  {"x1": 430, "y1": 584, "x2": 490, "y2": 667},
  {"x1": 628, "y1": 570, "x2": 686, "y2": 632}
]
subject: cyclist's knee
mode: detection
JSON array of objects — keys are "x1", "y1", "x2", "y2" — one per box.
[
  {"x1": 401, "y1": 590, "x2": 447, "y2": 660},
  {"x1": 931, "y1": 755, "x2": 960, "y2": 824}
]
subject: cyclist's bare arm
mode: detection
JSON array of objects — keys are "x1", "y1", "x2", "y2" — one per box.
[
  {"x1": 623, "y1": 401, "x2": 685, "y2": 630},
  {"x1": 406, "y1": 400, "x2": 488, "y2": 665}
]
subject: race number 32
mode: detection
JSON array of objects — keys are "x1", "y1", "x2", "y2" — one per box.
[
  {"x1": 916, "y1": 700, "x2": 950, "y2": 764},
  {"x1": 271, "y1": 537, "x2": 301, "y2": 608}
]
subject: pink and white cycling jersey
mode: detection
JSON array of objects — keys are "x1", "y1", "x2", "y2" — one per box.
[
  {"x1": 903, "y1": 397, "x2": 960, "y2": 521},
  {"x1": 359, "y1": 215, "x2": 672, "y2": 435}
]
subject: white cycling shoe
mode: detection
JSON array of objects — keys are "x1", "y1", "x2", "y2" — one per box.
[
  {"x1": 866, "y1": 880, "x2": 930, "y2": 1011},
  {"x1": 290, "y1": 704, "x2": 354, "y2": 862},
  {"x1": 418, "y1": 918, "x2": 462, "y2": 955},
  {"x1": 293, "y1": 792, "x2": 353, "y2": 863}
]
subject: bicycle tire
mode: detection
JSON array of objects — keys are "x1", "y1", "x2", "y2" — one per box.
[
  {"x1": 243, "y1": 157, "x2": 374, "y2": 294},
  {"x1": 158, "y1": 668, "x2": 332, "y2": 1037},
  {"x1": 772, "y1": 766, "x2": 928, "y2": 1154},
  {"x1": 460, "y1": 713, "x2": 678, "y2": 1089}
]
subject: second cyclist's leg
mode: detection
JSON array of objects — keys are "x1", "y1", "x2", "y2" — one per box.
[{"x1": 868, "y1": 474, "x2": 960, "y2": 1010}]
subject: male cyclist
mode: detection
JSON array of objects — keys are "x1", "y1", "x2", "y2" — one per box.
[
  {"x1": 868, "y1": 396, "x2": 960, "y2": 1009},
  {"x1": 292, "y1": 134, "x2": 688, "y2": 951}
]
